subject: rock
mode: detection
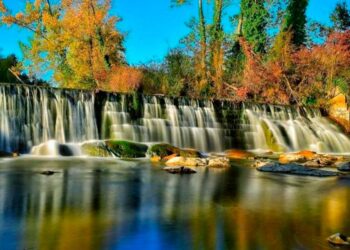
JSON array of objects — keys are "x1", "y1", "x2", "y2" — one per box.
[
  {"x1": 179, "y1": 148, "x2": 204, "y2": 158},
  {"x1": 147, "y1": 143, "x2": 180, "y2": 159},
  {"x1": 257, "y1": 163, "x2": 339, "y2": 177},
  {"x1": 31, "y1": 140, "x2": 81, "y2": 157},
  {"x1": 40, "y1": 170, "x2": 58, "y2": 176},
  {"x1": 279, "y1": 153, "x2": 307, "y2": 164},
  {"x1": 150, "y1": 155, "x2": 161, "y2": 162},
  {"x1": 338, "y1": 162, "x2": 350, "y2": 172},
  {"x1": 163, "y1": 153, "x2": 178, "y2": 162},
  {"x1": 225, "y1": 149, "x2": 255, "y2": 160},
  {"x1": 0, "y1": 151, "x2": 15, "y2": 158},
  {"x1": 164, "y1": 166, "x2": 197, "y2": 174},
  {"x1": 327, "y1": 233, "x2": 350, "y2": 246},
  {"x1": 296, "y1": 150, "x2": 318, "y2": 160},
  {"x1": 303, "y1": 155, "x2": 339, "y2": 168},
  {"x1": 105, "y1": 140, "x2": 148, "y2": 158},
  {"x1": 252, "y1": 160, "x2": 272, "y2": 168},
  {"x1": 208, "y1": 157, "x2": 230, "y2": 168},
  {"x1": 166, "y1": 156, "x2": 207, "y2": 167},
  {"x1": 81, "y1": 141, "x2": 114, "y2": 157}
]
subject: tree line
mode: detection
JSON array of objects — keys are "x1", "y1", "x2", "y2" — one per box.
[{"x1": 0, "y1": 0, "x2": 349, "y2": 106}]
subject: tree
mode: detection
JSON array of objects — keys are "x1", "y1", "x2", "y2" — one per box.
[
  {"x1": 331, "y1": 1, "x2": 350, "y2": 31},
  {"x1": 282, "y1": 0, "x2": 308, "y2": 47},
  {"x1": 173, "y1": 0, "x2": 208, "y2": 94},
  {"x1": 240, "y1": 0, "x2": 268, "y2": 53},
  {"x1": 0, "y1": 0, "x2": 124, "y2": 89}
]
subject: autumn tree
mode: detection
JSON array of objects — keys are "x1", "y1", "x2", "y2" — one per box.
[{"x1": 0, "y1": 0, "x2": 124, "y2": 89}]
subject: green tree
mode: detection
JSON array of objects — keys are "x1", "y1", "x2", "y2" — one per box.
[
  {"x1": 282, "y1": 0, "x2": 308, "y2": 47},
  {"x1": 240, "y1": 0, "x2": 268, "y2": 53},
  {"x1": 331, "y1": 1, "x2": 350, "y2": 31},
  {"x1": 0, "y1": 54, "x2": 18, "y2": 83},
  {"x1": 173, "y1": 0, "x2": 208, "y2": 92}
]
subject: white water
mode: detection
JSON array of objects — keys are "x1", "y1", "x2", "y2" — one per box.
[
  {"x1": 243, "y1": 104, "x2": 350, "y2": 153},
  {"x1": 0, "y1": 84, "x2": 349, "y2": 154},
  {"x1": 102, "y1": 96, "x2": 224, "y2": 152}
]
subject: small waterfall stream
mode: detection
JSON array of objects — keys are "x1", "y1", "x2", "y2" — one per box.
[{"x1": 0, "y1": 84, "x2": 349, "y2": 154}]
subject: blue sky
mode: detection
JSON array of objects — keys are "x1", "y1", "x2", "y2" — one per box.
[{"x1": 0, "y1": 0, "x2": 348, "y2": 65}]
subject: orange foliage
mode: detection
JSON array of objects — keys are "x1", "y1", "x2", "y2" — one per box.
[
  {"x1": 106, "y1": 66, "x2": 143, "y2": 93},
  {"x1": 236, "y1": 30, "x2": 350, "y2": 106}
]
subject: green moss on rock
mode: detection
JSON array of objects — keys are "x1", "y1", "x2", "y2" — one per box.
[
  {"x1": 147, "y1": 143, "x2": 180, "y2": 158},
  {"x1": 81, "y1": 142, "x2": 114, "y2": 157},
  {"x1": 106, "y1": 140, "x2": 148, "y2": 158}
]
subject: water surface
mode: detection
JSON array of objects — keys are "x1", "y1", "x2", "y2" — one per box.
[{"x1": 0, "y1": 157, "x2": 349, "y2": 250}]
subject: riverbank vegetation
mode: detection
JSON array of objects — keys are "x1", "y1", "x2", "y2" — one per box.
[{"x1": 0, "y1": 0, "x2": 349, "y2": 107}]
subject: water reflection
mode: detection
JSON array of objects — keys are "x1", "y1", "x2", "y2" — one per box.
[{"x1": 0, "y1": 158, "x2": 349, "y2": 250}]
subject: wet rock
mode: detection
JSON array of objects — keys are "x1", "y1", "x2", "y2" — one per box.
[
  {"x1": 252, "y1": 160, "x2": 273, "y2": 168},
  {"x1": 31, "y1": 140, "x2": 81, "y2": 157},
  {"x1": 257, "y1": 163, "x2": 339, "y2": 177},
  {"x1": 338, "y1": 162, "x2": 350, "y2": 172},
  {"x1": 163, "y1": 153, "x2": 178, "y2": 162},
  {"x1": 303, "y1": 155, "x2": 339, "y2": 168},
  {"x1": 147, "y1": 144, "x2": 180, "y2": 159},
  {"x1": 225, "y1": 149, "x2": 255, "y2": 160},
  {"x1": 81, "y1": 141, "x2": 114, "y2": 157},
  {"x1": 279, "y1": 153, "x2": 308, "y2": 164},
  {"x1": 0, "y1": 151, "x2": 15, "y2": 158},
  {"x1": 208, "y1": 157, "x2": 230, "y2": 168},
  {"x1": 40, "y1": 170, "x2": 58, "y2": 176},
  {"x1": 163, "y1": 166, "x2": 197, "y2": 174},
  {"x1": 105, "y1": 140, "x2": 148, "y2": 158},
  {"x1": 179, "y1": 148, "x2": 204, "y2": 158},
  {"x1": 166, "y1": 156, "x2": 207, "y2": 167},
  {"x1": 150, "y1": 155, "x2": 162, "y2": 163},
  {"x1": 327, "y1": 233, "x2": 350, "y2": 246}
]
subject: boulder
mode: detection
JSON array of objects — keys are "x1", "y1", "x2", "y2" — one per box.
[
  {"x1": 225, "y1": 149, "x2": 255, "y2": 160},
  {"x1": 0, "y1": 151, "x2": 15, "y2": 158},
  {"x1": 257, "y1": 163, "x2": 339, "y2": 177},
  {"x1": 279, "y1": 153, "x2": 307, "y2": 164},
  {"x1": 81, "y1": 141, "x2": 114, "y2": 157},
  {"x1": 40, "y1": 170, "x2": 58, "y2": 176},
  {"x1": 296, "y1": 150, "x2": 318, "y2": 160},
  {"x1": 105, "y1": 140, "x2": 148, "y2": 158},
  {"x1": 302, "y1": 155, "x2": 339, "y2": 168},
  {"x1": 163, "y1": 166, "x2": 197, "y2": 174},
  {"x1": 208, "y1": 157, "x2": 230, "y2": 168},
  {"x1": 252, "y1": 160, "x2": 273, "y2": 168},
  {"x1": 327, "y1": 233, "x2": 350, "y2": 246},
  {"x1": 179, "y1": 148, "x2": 204, "y2": 158},
  {"x1": 338, "y1": 162, "x2": 350, "y2": 172},
  {"x1": 147, "y1": 143, "x2": 180, "y2": 159},
  {"x1": 165, "y1": 156, "x2": 207, "y2": 167},
  {"x1": 150, "y1": 155, "x2": 162, "y2": 162},
  {"x1": 31, "y1": 140, "x2": 81, "y2": 157}
]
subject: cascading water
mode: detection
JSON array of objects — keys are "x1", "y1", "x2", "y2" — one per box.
[
  {"x1": 0, "y1": 84, "x2": 98, "y2": 153},
  {"x1": 102, "y1": 95, "x2": 224, "y2": 152},
  {"x1": 0, "y1": 84, "x2": 349, "y2": 154},
  {"x1": 243, "y1": 104, "x2": 350, "y2": 153}
]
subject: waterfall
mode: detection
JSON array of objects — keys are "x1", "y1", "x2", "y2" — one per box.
[
  {"x1": 102, "y1": 95, "x2": 224, "y2": 152},
  {"x1": 0, "y1": 84, "x2": 349, "y2": 154},
  {"x1": 243, "y1": 104, "x2": 350, "y2": 153},
  {"x1": 0, "y1": 84, "x2": 98, "y2": 153}
]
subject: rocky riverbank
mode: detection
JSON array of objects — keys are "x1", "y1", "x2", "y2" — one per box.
[{"x1": 2, "y1": 139, "x2": 350, "y2": 177}]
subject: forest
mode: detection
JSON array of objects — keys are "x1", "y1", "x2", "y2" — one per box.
[{"x1": 0, "y1": 0, "x2": 349, "y2": 107}]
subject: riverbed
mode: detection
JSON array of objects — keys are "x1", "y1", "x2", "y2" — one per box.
[{"x1": 0, "y1": 157, "x2": 349, "y2": 250}]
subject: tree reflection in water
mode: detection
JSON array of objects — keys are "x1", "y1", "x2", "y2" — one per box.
[{"x1": 0, "y1": 158, "x2": 349, "y2": 250}]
